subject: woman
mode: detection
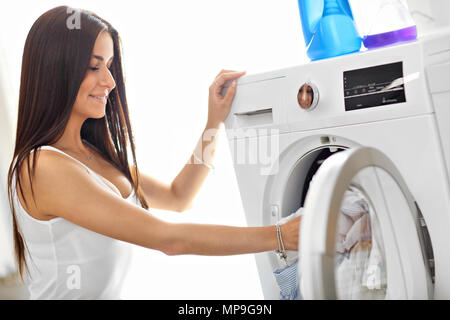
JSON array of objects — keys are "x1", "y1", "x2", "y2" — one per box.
[{"x1": 7, "y1": 6, "x2": 301, "y2": 299}]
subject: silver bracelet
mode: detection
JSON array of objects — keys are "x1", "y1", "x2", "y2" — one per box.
[
  {"x1": 193, "y1": 152, "x2": 215, "y2": 171},
  {"x1": 276, "y1": 223, "x2": 287, "y2": 262}
]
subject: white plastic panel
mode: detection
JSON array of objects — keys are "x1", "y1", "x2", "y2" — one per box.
[{"x1": 224, "y1": 76, "x2": 289, "y2": 136}]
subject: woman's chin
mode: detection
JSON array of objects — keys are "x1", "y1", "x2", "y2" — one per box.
[
  {"x1": 91, "y1": 112, "x2": 106, "y2": 119},
  {"x1": 85, "y1": 109, "x2": 106, "y2": 119},
  {"x1": 89, "y1": 104, "x2": 106, "y2": 118}
]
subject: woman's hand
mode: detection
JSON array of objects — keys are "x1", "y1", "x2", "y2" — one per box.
[
  {"x1": 280, "y1": 216, "x2": 302, "y2": 251},
  {"x1": 207, "y1": 69, "x2": 246, "y2": 128}
]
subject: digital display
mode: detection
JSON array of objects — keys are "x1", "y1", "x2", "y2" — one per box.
[{"x1": 343, "y1": 62, "x2": 406, "y2": 111}]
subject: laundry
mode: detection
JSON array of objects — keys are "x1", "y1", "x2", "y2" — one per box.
[
  {"x1": 334, "y1": 187, "x2": 387, "y2": 299},
  {"x1": 335, "y1": 238, "x2": 387, "y2": 300},
  {"x1": 273, "y1": 261, "x2": 300, "y2": 300},
  {"x1": 335, "y1": 241, "x2": 373, "y2": 299},
  {"x1": 336, "y1": 186, "x2": 372, "y2": 254},
  {"x1": 272, "y1": 187, "x2": 376, "y2": 300},
  {"x1": 272, "y1": 207, "x2": 303, "y2": 300}
]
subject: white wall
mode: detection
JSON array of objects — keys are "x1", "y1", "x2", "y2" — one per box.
[
  {"x1": 0, "y1": 0, "x2": 307, "y2": 299},
  {"x1": 0, "y1": 30, "x2": 16, "y2": 278},
  {"x1": 407, "y1": 0, "x2": 450, "y2": 34}
]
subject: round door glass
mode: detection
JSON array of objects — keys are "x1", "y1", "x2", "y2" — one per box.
[
  {"x1": 334, "y1": 174, "x2": 388, "y2": 299},
  {"x1": 300, "y1": 148, "x2": 433, "y2": 300}
]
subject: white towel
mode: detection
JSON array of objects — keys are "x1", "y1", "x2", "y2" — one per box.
[
  {"x1": 335, "y1": 187, "x2": 386, "y2": 299},
  {"x1": 340, "y1": 186, "x2": 370, "y2": 219},
  {"x1": 343, "y1": 213, "x2": 372, "y2": 251},
  {"x1": 336, "y1": 186, "x2": 372, "y2": 253},
  {"x1": 335, "y1": 239, "x2": 387, "y2": 300}
]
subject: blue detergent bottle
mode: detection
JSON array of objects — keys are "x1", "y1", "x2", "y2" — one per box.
[{"x1": 297, "y1": 0, "x2": 362, "y2": 61}]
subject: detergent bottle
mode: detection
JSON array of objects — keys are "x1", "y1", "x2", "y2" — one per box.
[
  {"x1": 355, "y1": 0, "x2": 417, "y2": 49},
  {"x1": 297, "y1": 0, "x2": 362, "y2": 61}
]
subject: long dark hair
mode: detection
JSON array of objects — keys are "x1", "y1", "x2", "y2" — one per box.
[{"x1": 7, "y1": 6, "x2": 149, "y2": 281}]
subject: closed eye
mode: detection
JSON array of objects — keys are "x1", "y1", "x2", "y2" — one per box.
[
  {"x1": 91, "y1": 54, "x2": 114, "y2": 71},
  {"x1": 89, "y1": 65, "x2": 112, "y2": 71}
]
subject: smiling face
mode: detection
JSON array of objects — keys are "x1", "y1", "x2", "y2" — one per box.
[{"x1": 72, "y1": 30, "x2": 116, "y2": 119}]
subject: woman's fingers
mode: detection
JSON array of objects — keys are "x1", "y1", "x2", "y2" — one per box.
[
  {"x1": 206, "y1": 69, "x2": 246, "y2": 126},
  {"x1": 214, "y1": 71, "x2": 246, "y2": 89},
  {"x1": 223, "y1": 77, "x2": 238, "y2": 105},
  {"x1": 216, "y1": 69, "x2": 235, "y2": 76}
]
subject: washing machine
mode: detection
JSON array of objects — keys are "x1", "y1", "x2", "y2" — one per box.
[{"x1": 224, "y1": 27, "x2": 450, "y2": 299}]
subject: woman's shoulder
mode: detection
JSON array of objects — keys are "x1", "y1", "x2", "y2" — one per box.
[
  {"x1": 20, "y1": 146, "x2": 88, "y2": 176},
  {"x1": 19, "y1": 146, "x2": 75, "y2": 173},
  {"x1": 16, "y1": 147, "x2": 91, "y2": 220}
]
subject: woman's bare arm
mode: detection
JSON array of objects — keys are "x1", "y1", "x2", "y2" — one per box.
[{"x1": 28, "y1": 150, "x2": 298, "y2": 256}]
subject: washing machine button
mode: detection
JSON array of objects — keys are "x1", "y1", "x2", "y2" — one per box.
[
  {"x1": 297, "y1": 82, "x2": 320, "y2": 111},
  {"x1": 270, "y1": 204, "x2": 280, "y2": 221}
]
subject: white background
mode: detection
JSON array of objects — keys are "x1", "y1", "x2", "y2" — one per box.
[{"x1": 0, "y1": 0, "x2": 307, "y2": 299}]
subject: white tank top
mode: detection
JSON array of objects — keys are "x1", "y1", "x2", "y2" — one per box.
[{"x1": 12, "y1": 145, "x2": 140, "y2": 299}]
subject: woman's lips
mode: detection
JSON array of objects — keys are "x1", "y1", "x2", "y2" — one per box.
[{"x1": 89, "y1": 95, "x2": 107, "y2": 104}]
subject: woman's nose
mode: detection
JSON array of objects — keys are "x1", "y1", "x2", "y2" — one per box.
[{"x1": 101, "y1": 67, "x2": 116, "y2": 92}]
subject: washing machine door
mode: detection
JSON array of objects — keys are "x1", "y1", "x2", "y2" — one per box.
[{"x1": 299, "y1": 147, "x2": 434, "y2": 299}]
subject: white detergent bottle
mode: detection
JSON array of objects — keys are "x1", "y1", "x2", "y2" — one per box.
[{"x1": 351, "y1": 0, "x2": 417, "y2": 49}]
